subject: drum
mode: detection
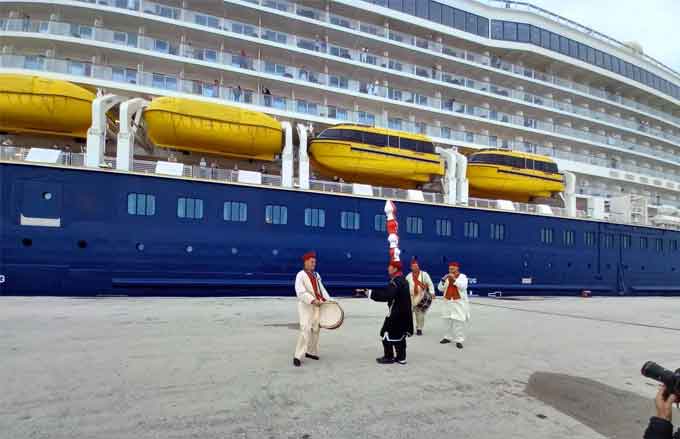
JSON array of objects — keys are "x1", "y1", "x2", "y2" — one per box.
[
  {"x1": 416, "y1": 291, "x2": 433, "y2": 312},
  {"x1": 319, "y1": 301, "x2": 344, "y2": 330}
]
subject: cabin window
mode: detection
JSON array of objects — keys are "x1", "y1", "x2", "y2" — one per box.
[
  {"x1": 540, "y1": 228, "x2": 553, "y2": 244},
  {"x1": 223, "y1": 201, "x2": 247, "y2": 222},
  {"x1": 490, "y1": 224, "x2": 505, "y2": 241},
  {"x1": 177, "y1": 197, "x2": 203, "y2": 219},
  {"x1": 464, "y1": 221, "x2": 479, "y2": 239},
  {"x1": 304, "y1": 208, "x2": 326, "y2": 228},
  {"x1": 671, "y1": 240, "x2": 679, "y2": 252},
  {"x1": 603, "y1": 234, "x2": 614, "y2": 249},
  {"x1": 584, "y1": 231, "x2": 596, "y2": 247},
  {"x1": 656, "y1": 238, "x2": 663, "y2": 253},
  {"x1": 622, "y1": 235, "x2": 632, "y2": 249},
  {"x1": 127, "y1": 193, "x2": 155, "y2": 216},
  {"x1": 406, "y1": 217, "x2": 423, "y2": 234},
  {"x1": 374, "y1": 214, "x2": 387, "y2": 232},
  {"x1": 265, "y1": 205, "x2": 288, "y2": 225},
  {"x1": 341, "y1": 211, "x2": 360, "y2": 230},
  {"x1": 436, "y1": 219, "x2": 452, "y2": 237},
  {"x1": 563, "y1": 230, "x2": 575, "y2": 246},
  {"x1": 362, "y1": 132, "x2": 388, "y2": 147},
  {"x1": 640, "y1": 237, "x2": 649, "y2": 249}
]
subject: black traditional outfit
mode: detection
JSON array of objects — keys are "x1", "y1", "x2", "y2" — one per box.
[{"x1": 368, "y1": 262, "x2": 414, "y2": 364}]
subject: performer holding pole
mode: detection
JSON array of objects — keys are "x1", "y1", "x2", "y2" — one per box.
[
  {"x1": 438, "y1": 262, "x2": 470, "y2": 348},
  {"x1": 365, "y1": 260, "x2": 414, "y2": 365},
  {"x1": 293, "y1": 251, "x2": 331, "y2": 367},
  {"x1": 406, "y1": 257, "x2": 435, "y2": 336}
]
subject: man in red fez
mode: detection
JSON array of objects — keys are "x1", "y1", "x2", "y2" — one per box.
[
  {"x1": 293, "y1": 251, "x2": 331, "y2": 367},
  {"x1": 365, "y1": 260, "x2": 414, "y2": 365},
  {"x1": 437, "y1": 262, "x2": 470, "y2": 348},
  {"x1": 406, "y1": 256, "x2": 435, "y2": 336}
]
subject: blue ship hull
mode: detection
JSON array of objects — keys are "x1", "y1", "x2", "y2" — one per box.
[{"x1": 2, "y1": 162, "x2": 680, "y2": 296}]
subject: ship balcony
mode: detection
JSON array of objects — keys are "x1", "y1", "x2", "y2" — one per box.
[
  {"x1": 2, "y1": 16, "x2": 680, "y2": 166},
  {"x1": 3, "y1": 0, "x2": 679, "y2": 129},
  {"x1": 2, "y1": 50, "x2": 680, "y2": 196}
]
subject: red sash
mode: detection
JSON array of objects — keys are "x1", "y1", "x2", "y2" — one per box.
[
  {"x1": 305, "y1": 271, "x2": 325, "y2": 302},
  {"x1": 412, "y1": 271, "x2": 427, "y2": 295},
  {"x1": 445, "y1": 276, "x2": 461, "y2": 300}
]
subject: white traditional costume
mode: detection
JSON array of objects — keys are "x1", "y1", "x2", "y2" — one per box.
[
  {"x1": 437, "y1": 262, "x2": 470, "y2": 343},
  {"x1": 294, "y1": 252, "x2": 331, "y2": 361},
  {"x1": 405, "y1": 266, "x2": 435, "y2": 332}
]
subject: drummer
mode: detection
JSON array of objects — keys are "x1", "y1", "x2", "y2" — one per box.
[
  {"x1": 405, "y1": 257, "x2": 435, "y2": 336},
  {"x1": 293, "y1": 251, "x2": 332, "y2": 367}
]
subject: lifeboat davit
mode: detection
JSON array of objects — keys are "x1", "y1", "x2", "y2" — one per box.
[
  {"x1": 467, "y1": 149, "x2": 565, "y2": 202},
  {"x1": 0, "y1": 74, "x2": 95, "y2": 138},
  {"x1": 144, "y1": 97, "x2": 282, "y2": 160},
  {"x1": 309, "y1": 124, "x2": 444, "y2": 189}
]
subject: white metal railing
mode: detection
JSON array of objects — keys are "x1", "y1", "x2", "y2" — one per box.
[
  {"x1": 3, "y1": 17, "x2": 680, "y2": 165},
  {"x1": 3, "y1": 51, "x2": 680, "y2": 185},
  {"x1": 63, "y1": 0, "x2": 680, "y2": 127},
  {"x1": 0, "y1": 144, "x2": 648, "y2": 225}
]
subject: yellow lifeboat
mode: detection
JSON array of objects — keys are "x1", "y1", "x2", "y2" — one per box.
[
  {"x1": 309, "y1": 124, "x2": 444, "y2": 188},
  {"x1": 467, "y1": 149, "x2": 565, "y2": 202},
  {"x1": 0, "y1": 74, "x2": 95, "y2": 138},
  {"x1": 144, "y1": 97, "x2": 282, "y2": 161}
]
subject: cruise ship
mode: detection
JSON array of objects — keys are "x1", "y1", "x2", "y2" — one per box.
[{"x1": 1, "y1": 0, "x2": 679, "y2": 296}]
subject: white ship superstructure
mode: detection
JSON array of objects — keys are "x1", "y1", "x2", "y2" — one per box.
[{"x1": 1, "y1": 0, "x2": 679, "y2": 214}]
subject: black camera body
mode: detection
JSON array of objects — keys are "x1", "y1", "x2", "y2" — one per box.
[{"x1": 642, "y1": 361, "x2": 680, "y2": 397}]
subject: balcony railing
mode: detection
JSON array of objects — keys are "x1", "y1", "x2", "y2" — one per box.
[
  {"x1": 3, "y1": 17, "x2": 680, "y2": 168},
  {"x1": 66, "y1": 0, "x2": 680, "y2": 127}
]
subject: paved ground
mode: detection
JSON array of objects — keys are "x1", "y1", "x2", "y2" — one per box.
[{"x1": 0, "y1": 296, "x2": 678, "y2": 439}]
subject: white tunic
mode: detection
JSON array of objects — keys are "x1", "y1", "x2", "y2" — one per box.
[
  {"x1": 405, "y1": 271, "x2": 435, "y2": 307},
  {"x1": 295, "y1": 270, "x2": 331, "y2": 330},
  {"x1": 437, "y1": 273, "x2": 470, "y2": 322}
]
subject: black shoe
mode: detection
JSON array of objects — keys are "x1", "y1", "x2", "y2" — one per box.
[
  {"x1": 456, "y1": 342, "x2": 464, "y2": 349},
  {"x1": 396, "y1": 359, "x2": 407, "y2": 365},
  {"x1": 293, "y1": 358, "x2": 301, "y2": 367},
  {"x1": 416, "y1": 330, "x2": 423, "y2": 336},
  {"x1": 376, "y1": 356, "x2": 395, "y2": 364},
  {"x1": 305, "y1": 353, "x2": 320, "y2": 360},
  {"x1": 440, "y1": 338, "x2": 451, "y2": 344}
]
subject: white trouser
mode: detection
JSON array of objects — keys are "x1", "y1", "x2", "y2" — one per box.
[
  {"x1": 444, "y1": 318, "x2": 465, "y2": 343},
  {"x1": 295, "y1": 307, "x2": 320, "y2": 359}
]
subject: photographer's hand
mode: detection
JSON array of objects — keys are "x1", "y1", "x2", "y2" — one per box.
[{"x1": 655, "y1": 385, "x2": 677, "y2": 422}]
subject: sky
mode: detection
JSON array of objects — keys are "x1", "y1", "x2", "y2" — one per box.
[{"x1": 526, "y1": 0, "x2": 680, "y2": 74}]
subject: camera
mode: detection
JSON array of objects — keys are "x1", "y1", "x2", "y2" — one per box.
[{"x1": 641, "y1": 361, "x2": 680, "y2": 397}]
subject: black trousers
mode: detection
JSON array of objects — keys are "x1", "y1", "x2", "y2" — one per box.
[{"x1": 382, "y1": 338, "x2": 406, "y2": 361}]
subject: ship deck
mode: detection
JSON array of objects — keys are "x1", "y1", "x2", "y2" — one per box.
[{"x1": 0, "y1": 296, "x2": 678, "y2": 438}]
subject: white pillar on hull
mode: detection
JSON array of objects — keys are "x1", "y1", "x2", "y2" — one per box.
[
  {"x1": 562, "y1": 171, "x2": 577, "y2": 217},
  {"x1": 86, "y1": 94, "x2": 126, "y2": 168},
  {"x1": 116, "y1": 98, "x2": 149, "y2": 171},
  {"x1": 280, "y1": 121, "x2": 294, "y2": 188},
  {"x1": 297, "y1": 124, "x2": 310, "y2": 190},
  {"x1": 436, "y1": 146, "x2": 457, "y2": 205}
]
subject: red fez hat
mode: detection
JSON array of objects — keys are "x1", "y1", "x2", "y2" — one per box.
[
  {"x1": 448, "y1": 261, "x2": 460, "y2": 268},
  {"x1": 302, "y1": 251, "x2": 316, "y2": 262},
  {"x1": 389, "y1": 260, "x2": 402, "y2": 270}
]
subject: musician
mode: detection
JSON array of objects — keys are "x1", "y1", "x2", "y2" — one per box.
[
  {"x1": 437, "y1": 262, "x2": 470, "y2": 348},
  {"x1": 405, "y1": 257, "x2": 435, "y2": 336},
  {"x1": 366, "y1": 260, "x2": 414, "y2": 365},
  {"x1": 293, "y1": 251, "x2": 331, "y2": 367}
]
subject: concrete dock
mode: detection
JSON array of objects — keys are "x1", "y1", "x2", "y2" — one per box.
[{"x1": 1, "y1": 296, "x2": 678, "y2": 439}]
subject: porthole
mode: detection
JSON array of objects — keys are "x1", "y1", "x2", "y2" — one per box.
[
  {"x1": 231, "y1": 247, "x2": 238, "y2": 255},
  {"x1": 186, "y1": 245, "x2": 193, "y2": 253},
  {"x1": 136, "y1": 243, "x2": 144, "y2": 251},
  {"x1": 587, "y1": 263, "x2": 592, "y2": 269},
  {"x1": 77, "y1": 240, "x2": 87, "y2": 249},
  {"x1": 641, "y1": 266, "x2": 645, "y2": 271},
  {"x1": 42, "y1": 192, "x2": 52, "y2": 200},
  {"x1": 567, "y1": 262, "x2": 572, "y2": 268},
  {"x1": 21, "y1": 238, "x2": 32, "y2": 247}
]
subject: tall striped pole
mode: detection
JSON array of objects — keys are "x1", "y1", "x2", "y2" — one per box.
[{"x1": 384, "y1": 200, "x2": 400, "y2": 263}]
